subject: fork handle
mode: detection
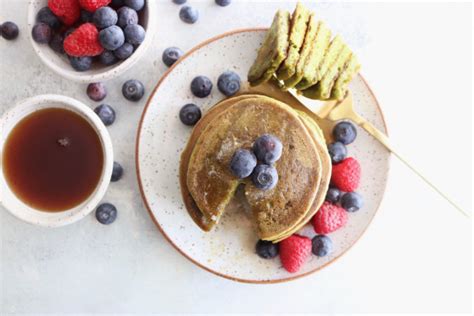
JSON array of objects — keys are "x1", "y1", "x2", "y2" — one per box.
[{"x1": 350, "y1": 113, "x2": 470, "y2": 218}]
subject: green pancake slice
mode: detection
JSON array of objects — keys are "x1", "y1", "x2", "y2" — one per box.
[
  {"x1": 330, "y1": 53, "x2": 360, "y2": 100},
  {"x1": 275, "y1": 2, "x2": 311, "y2": 80},
  {"x1": 302, "y1": 36, "x2": 347, "y2": 100},
  {"x1": 294, "y1": 21, "x2": 331, "y2": 90},
  {"x1": 248, "y1": 10, "x2": 290, "y2": 86},
  {"x1": 282, "y1": 14, "x2": 319, "y2": 89}
]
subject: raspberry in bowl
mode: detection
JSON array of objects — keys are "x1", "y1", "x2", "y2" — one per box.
[{"x1": 27, "y1": 0, "x2": 157, "y2": 82}]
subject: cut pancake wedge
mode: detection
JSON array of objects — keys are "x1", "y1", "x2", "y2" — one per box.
[
  {"x1": 248, "y1": 10, "x2": 291, "y2": 86},
  {"x1": 283, "y1": 14, "x2": 320, "y2": 89},
  {"x1": 331, "y1": 53, "x2": 361, "y2": 100},
  {"x1": 276, "y1": 2, "x2": 311, "y2": 80}
]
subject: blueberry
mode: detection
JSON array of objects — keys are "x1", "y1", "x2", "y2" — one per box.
[
  {"x1": 255, "y1": 240, "x2": 279, "y2": 259},
  {"x1": 312, "y1": 235, "x2": 332, "y2": 257},
  {"x1": 333, "y1": 121, "x2": 357, "y2": 145},
  {"x1": 162, "y1": 47, "x2": 183, "y2": 67},
  {"x1": 111, "y1": 161, "x2": 123, "y2": 182},
  {"x1": 94, "y1": 104, "x2": 116, "y2": 126},
  {"x1": 125, "y1": 0, "x2": 145, "y2": 11},
  {"x1": 327, "y1": 141, "x2": 347, "y2": 164},
  {"x1": 36, "y1": 7, "x2": 61, "y2": 29},
  {"x1": 325, "y1": 187, "x2": 341, "y2": 203},
  {"x1": 114, "y1": 42, "x2": 134, "y2": 59},
  {"x1": 87, "y1": 82, "x2": 107, "y2": 101},
  {"x1": 93, "y1": 6, "x2": 118, "y2": 29},
  {"x1": 32, "y1": 23, "x2": 51, "y2": 44},
  {"x1": 0, "y1": 22, "x2": 19, "y2": 40},
  {"x1": 124, "y1": 24, "x2": 145, "y2": 45},
  {"x1": 99, "y1": 50, "x2": 118, "y2": 66},
  {"x1": 111, "y1": 0, "x2": 125, "y2": 7},
  {"x1": 122, "y1": 79, "x2": 145, "y2": 101},
  {"x1": 49, "y1": 33, "x2": 65, "y2": 54},
  {"x1": 341, "y1": 192, "x2": 363, "y2": 212},
  {"x1": 179, "y1": 103, "x2": 201, "y2": 126},
  {"x1": 117, "y1": 6, "x2": 138, "y2": 28},
  {"x1": 190, "y1": 76, "x2": 212, "y2": 98},
  {"x1": 95, "y1": 203, "x2": 117, "y2": 225},
  {"x1": 230, "y1": 149, "x2": 257, "y2": 179},
  {"x1": 253, "y1": 134, "x2": 282, "y2": 164},
  {"x1": 80, "y1": 10, "x2": 94, "y2": 23},
  {"x1": 217, "y1": 71, "x2": 241, "y2": 96},
  {"x1": 99, "y1": 25, "x2": 125, "y2": 50},
  {"x1": 69, "y1": 56, "x2": 92, "y2": 71},
  {"x1": 252, "y1": 164, "x2": 278, "y2": 190},
  {"x1": 64, "y1": 27, "x2": 75, "y2": 38},
  {"x1": 173, "y1": 0, "x2": 187, "y2": 4},
  {"x1": 179, "y1": 6, "x2": 199, "y2": 24},
  {"x1": 215, "y1": 0, "x2": 231, "y2": 6}
]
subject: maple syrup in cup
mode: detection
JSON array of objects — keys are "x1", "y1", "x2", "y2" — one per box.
[{"x1": 0, "y1": 95, "x2": 113, "y2": 227}]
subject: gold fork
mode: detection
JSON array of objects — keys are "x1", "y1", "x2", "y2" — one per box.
[{"x1": 282, "y1": 83, "x2": 470, "y2": 218}]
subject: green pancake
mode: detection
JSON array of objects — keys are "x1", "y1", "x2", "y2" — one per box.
[
  {"x1": 330, "y1": 53, "x2": 360, "y2": 100},
  {"x1": 282, "y1": 14, "x2": 319, "y2": 89},
  {"x1": 294, "y1": 21, "x2": 332, "y2": 90},
  {"x1": 248, "y1": 10, "x2": 291, "y2": 86},
  {"x1": 275, "y1": 2, "x2": 311, "y2": 80},
  {"x1": 302, "y1": 37, "x2": 349, "y2": 100}
]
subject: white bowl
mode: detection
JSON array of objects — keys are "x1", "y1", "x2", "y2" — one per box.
[
  {"x1": 27, "y1": 0, "x2": 157, "y2": 83},
  {"x1": 0, "y1": 95, "x2": 114, "y2": 227}
]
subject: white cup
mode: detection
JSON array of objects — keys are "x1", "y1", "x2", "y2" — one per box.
[{"x1": 0, "y1": 95, "x2": 113, "y2": 227}]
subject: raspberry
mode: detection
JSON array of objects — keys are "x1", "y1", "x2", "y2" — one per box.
[
  {"x1": 48, "y1": 0, "x2": 81, "y2": 26},
  {"x1": 312, "y1": 202, "x2": 348, "y2": 235},
  {"x1": 279, "y1": 235, "x2": 312, "y2": 273},
  {"x1": 331, "y1": 157, "x2": 361, "y2": 192},
  {"x1": 64, "y1": 23, "x2": 104, "y2": 57},
  {"x1": 79, "y1": 0, "x2": 111, "y2": 12}
]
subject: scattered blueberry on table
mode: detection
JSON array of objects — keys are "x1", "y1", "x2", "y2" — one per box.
[
  {"x1": 95, "y1": 203, "x2": 117, "y2": 225},
  {"x1": 190, "y1": 75, "x2": 212, "y2": 98},
  {"x1": 179, "y1": 103, "x2": 201, "y2": 126},
  {"x1": 252, "y1": 164, "x2": 278, "y2": 190},
  {"x1": 256, "y1": 240, "x2": 279, "y2": 259},
  {"x1": 94, "y1": 104, "x2": 116, "y2": 126},
  {"x1": 217, "y1": 71, "x2": 241, "y2": 96},
  {"x1": 69, "y1": 56, "x2": 92, "y2": 71},
  {"x1": 325, "y1": 187, "x2": 342, "y2": 203},
  {"x1": 253, "y1": 134, "x2": 283, "y2": 164},
  {"x1": 122, "y1": 79, "x2": 145, "y2": 101},
  {"x1": 312, "y1": 235, "x2": 332, "y2": 257},
  {"x1": 1, "y1": 22, "x2": 19, "y2": 40},
  {"x1": 230, "y1": 149, "x2": 257, "y2": 179},
  {"x1": 111, "y1": 161, "x2": 124, "y2": 182},
  {"x1": 327, "y1": 141, "x2": 347, "y2": 164},
  {"x1": 215, "y1": 0, "x2": 232, "y2": 7},
  {"x1": 341, "y1": 192, "x2": 363, "y2": 212},
  {"x1": 172, "y1": 0, "x2": 187, "y2": 5},
  {"x1": 179, "y1": 6, "x2": 199, "y2": 24},
  {"x1": 333, "y1": 121, "x2": 357, "y2": 145},
  {"x1": 87, "y1": 82, "x2": 107, "y2": 101},
  {"x1": 32, "y1": 23, "x2": 52, "y2": 44},
  {"x1": 162, "y1": 47, "x2": 184, "y2": 67}
]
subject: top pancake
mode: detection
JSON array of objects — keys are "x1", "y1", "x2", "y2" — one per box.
[{"x1": 185, "y1": 95, "x2": 322, "y2": 240}]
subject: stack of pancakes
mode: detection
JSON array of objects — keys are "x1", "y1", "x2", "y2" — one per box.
[
  {"x1": 248, "y1": 3, "x2": 360, "y2": 101},
  {"x1": 180, "y1": 94, "x2": 331, "y2": 242}
]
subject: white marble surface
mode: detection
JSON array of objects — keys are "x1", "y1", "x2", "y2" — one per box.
[{"x1": 0, "y1": 1, "x2": 471, "y2": 313}]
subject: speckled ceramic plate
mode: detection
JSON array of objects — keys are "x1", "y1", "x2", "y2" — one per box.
[{"x1": 136, "y1": 29, "x2": 390, "y2": 283}]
